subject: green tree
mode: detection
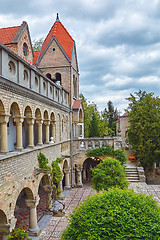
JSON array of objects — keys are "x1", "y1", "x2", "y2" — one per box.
[
  {"x1": 61, "y1": 188, "x2": 160, "y2": 240},
  {"x1": 92, "y1": 157, "x2": 128, "y2": 192},
  {"x1": 102, "y1": 101, "x2": 118, "y2": 136},
  {"x1": 32, "y1": 38, "x2": 43, "y2": 51},
  {"x1": 127, "y1": 90, "x2": 160, "y2": 169},
  {"x1": 88, "y1": 111, "x2": 99, "y2": 137}
]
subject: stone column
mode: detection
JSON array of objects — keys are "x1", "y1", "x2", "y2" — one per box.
[
  {"x1": 77, "y1": 167, "x2": 83, "y2": 188},
  {"x1": 14, "y1": 116, "x2": 24, "y2": 150},
  {"x1": 44, "y1": 120, "x2": 50, "y2": 144},
  {"x1": 0, "y1": 114, "x2": 9, "y2": 153},
  {"x1": 36, "y1": 119, "x2": 43, "y2": 146},
  {"x1": 43, "y1": 185, "x2": 52, "y2": 210},
  {"x1": 27, "y1": 118, "x2": 35, "y2": 148},
  {"x1": 26, "y1": 196, "x2": 41, "y2": 236},
  {"x1": 50, "y1": 121, "x2": 56, "y2": 142},
  {"x1": 64, "y1": 169, "x2": 71, "y2": 189},
  {"x1": 83, "y1": 167, "x2": 87, "y2": 180},
  {"x1": 74, "y1": 122, "x2": 79, "y2": 138},
  {"x1": 58, "y1": 176, "x2": 64, "y2": 200}
]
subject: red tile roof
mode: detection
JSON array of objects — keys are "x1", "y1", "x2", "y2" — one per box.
[
  {"x1": 33, "y1": 51, "x2": 40, "y2": 65},
  {"x1": 38, "y1": 20, "x2": 74, "y2": 62},
  {"x1": 0, "y1": 26, "x2": 20, "y2": 44},
  {"x1": 73, "y1": 100, "x2": 82, "y2": 109}
]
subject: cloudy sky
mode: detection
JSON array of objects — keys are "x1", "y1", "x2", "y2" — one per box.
[{"x1": 1, "y1": 0, "x2": 160, "y2": 113}]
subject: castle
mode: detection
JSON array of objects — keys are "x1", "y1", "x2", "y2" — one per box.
[{"x1": 0, "y1": 14, "x2": 120, "y2": 238}]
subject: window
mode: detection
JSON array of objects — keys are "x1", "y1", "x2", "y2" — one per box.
[
  {"x1": 46, "y1": 73, "x2": 52, "y2": 80},
  {"x1": 55, "y1": 72, "x2": 61, "y2": 85},
  {"x1": 23, "y1": 43, "x2": 28, "y2": 56}
]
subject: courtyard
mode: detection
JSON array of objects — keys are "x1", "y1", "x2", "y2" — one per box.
[{"x1": 29, "y1": 182, "x2": 160, "y2": 240}]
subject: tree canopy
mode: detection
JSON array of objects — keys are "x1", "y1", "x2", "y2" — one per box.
[
  {"x1": 127, "y1": 90, "x2": 160, "y2": 169},
  {"x1": 79, "y1": 94, "x2": 118, "y2": 137}
]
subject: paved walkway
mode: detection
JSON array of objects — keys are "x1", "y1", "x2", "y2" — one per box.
[{"x1": 36, "y1": 186, "x2": 94, "y2": 240}]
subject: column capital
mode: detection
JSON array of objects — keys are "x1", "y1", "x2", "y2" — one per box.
[
  {"x1": 43, "y1": 119, "x2": 50, "y2": 126},
  {"x1": 64, "y1": 168, "x2": 70, "y2": 174},
  {"x1": 0, "y1": 114, "x2": 10, "y2": 124},
  {"x1": 50, "y1": 120, "x2": 56, "y2": 125},
  {"x1": 26, "y1": 196, "x2": 40, "y2": 208},
  {"x1": 13, "y1": 116, "x2": 24, "y2": 124},
  {"x1": 43, "y1": 185, "x2": 52, "y2": 193},
  {"x1": 27, "y1": 117, "x2": 35, "y2": 125},
  {"x1": 36, "y1": 119, "x2": 43, "y2": 125}
]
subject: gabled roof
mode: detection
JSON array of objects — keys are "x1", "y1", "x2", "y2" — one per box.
[
  {"x1": 37, "y1": 14, "x2": 74, "y2": 64},
  {"x1": 73, "y1": 100, "x2": 82, "y2": 109},
  {"x1": 33, "y1": 51, "x2": 40, "y2": 65},
  {"x1": 0, "y1": 26, "x2": 20, "y2": 44}
]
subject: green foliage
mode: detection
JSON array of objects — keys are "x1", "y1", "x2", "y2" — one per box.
[
  {"x1": 37, "y1": 153, "x2": 62, "y2": 194},
  {"x1": 37, "y1": 152, "x2": 51, "y2": 171},
  {"x1": 61, "y1": 188, "x2": 160, "y2": 240},
  {"x1": 8, "y1": 227, "x2": 31, "y2": 239},
  {"x1": 88, "y1": 111, "x2": 100, "y2": 137},
  {"x1": 87, "y1": 146, "x2": 127, "y2": 165},
  {"x1": 102, "y1": 101, "x2": 118, "y2": 136},
  {"x1": 51, "y1": 158, "x2": 63, "y2": 188},
  {"x1": 127, "y1": 90, "x2": 160, "y2": 169},
  {"x1": 92, "y1": 157, "x2": 128, "y2": 192},
  {"x1": 32, "y1": 38, "x2": 43, "y2": 51}
]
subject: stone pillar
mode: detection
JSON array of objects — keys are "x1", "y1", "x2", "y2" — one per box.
[
  {"x1": 44, "y1": 120, "x2": 50, "y2": 144},
  {"x1": 36, "y1": 119, "x2": 43, "y2": 146},
  {"x1": 43, "y1": 185, "x2": 52, "y2": 210},
  {"x1": 58, "y1": 176, "x2": 64, "y2": 200},
  {"x1": 64, "y1": 169, "x2": 71, "y2": 189},
  {"x1": 0, "y1": 114, "x2": 9, "y2": 153},
  {"x1": 72, "y1": 167, "x2": 76, "y2": 186},
  {"x1": 26, "y1": 196, "x2": 41, "y2": 236},
  {"x1": 83, "y1": 167, "x2": 87, "y2": 180},
  {"x1": 74, "y1": 122, "x2": 79, "y2": 138},
  {"x1": 27, "y1": 118, "x2": 35, "y2": 148},
  {"x1": 14, "y1": 116, "x2": 24, "y2": 150},
  {"x1": 77, "y1": 167, "x2": 83, "y2": 188},
  {"x1": 50, "y1": 121, "x2": 56, "y2": 142}
]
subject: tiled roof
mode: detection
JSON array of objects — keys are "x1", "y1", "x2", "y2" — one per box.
[
  {"x1": 0, "y1": 26, "x2": 20, "y2": 44},
  {"x1": 73, "y1": 100, "x2": 82, "y2": 109},
  {"x1": 38, "y1": 20, "x2": 74, "y2": 62},
  {"x1": 33, "y1": 51, "x2": 40, "y2": 65}
]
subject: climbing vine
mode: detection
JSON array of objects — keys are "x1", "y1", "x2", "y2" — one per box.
[{"x1": 37, "y1": 153, "x2": 62, "y2": 193}]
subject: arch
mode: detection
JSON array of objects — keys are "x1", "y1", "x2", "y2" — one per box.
[
  {"x1": 82, "y1": 157, "x2": 102, "y2": 183},
  {"x1": 50, "y1": 112, "x2": 55, "y2": 121},
  {"x1": 63, "y1": 159, "x2": 69, "y2": 170},
  {"x1": 24, "y1": 106, "x2": 32, "y2": 118},
  {"x1": 0, "y1": 100, "x2": 5, "y2": 114},
  {"x1": 44, "y1": 110, "x2": 49, "y2": 120},
  {"x1": 14, "y1": 187, "x2": 34, "y2": 229},
  {"x1": 0, "y1": 209, "x2": 7, "y2": 224},
  {"x1": 55, "y1": 72, "x2": 61, "y2": 85},
  {"x1": 10, "y1": 102, "x2": 20, "y2": 117},
  {"x1": 35, "y1": 108, "x2": 42, "y2": 119}
]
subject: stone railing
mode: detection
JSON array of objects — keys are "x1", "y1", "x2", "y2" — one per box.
[{"x1": 73, "y1": 137, "x2": 122, "y2": 152}]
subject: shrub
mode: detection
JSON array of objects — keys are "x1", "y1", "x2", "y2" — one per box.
[
  {"x1": 37, "y1": 152, "x2": 51, "y2": 171},
  {"x1": 87, "y1": 146, "x2": 127, "y2": 165},
  {"x1": 8, "y1": 227, "x2": 31, "y2": 239},
  {"x1": 61, "y1": 188, "x2": 160, "y2": 240},
  {"x1": 92, "y1": 157, "x2": 128, "y2": 192}
]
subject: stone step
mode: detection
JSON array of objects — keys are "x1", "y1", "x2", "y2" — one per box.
[
  {"x1": 127, "y1": 176, "x2": 139, "y2": 181},
  {"x1": 126, "y1": 168, "x2": 137, "y2": 171},
  {"x1": 127, "y1": 179, "x2": 139, "y2": 182},
  {"x1": 126, "y1": 173, "x2": 139, "y2": 177}
]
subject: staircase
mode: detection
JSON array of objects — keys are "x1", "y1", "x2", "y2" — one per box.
[{"x1": 126, "y1": 167, "x2": 139, "y2": 182}]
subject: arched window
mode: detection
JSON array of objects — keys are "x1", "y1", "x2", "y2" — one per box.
[
  {"x1": 73, "y1": 75, "x2": 77, "y2": 98},
  {"x1": 55, "y1": 72, "x2": 61, "y2": 85},
  {"x1": 46, "y1": 73, "x2": 52, "y2": 80}
]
